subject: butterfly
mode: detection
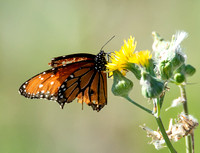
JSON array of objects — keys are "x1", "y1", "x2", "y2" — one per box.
[{"x1": 19, "y1": 50, "x2": 108, "y2": 112}]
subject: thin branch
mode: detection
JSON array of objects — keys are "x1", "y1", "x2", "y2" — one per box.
[
  {"x1": 155, "y1": 117, "x2": 177, "y2": 153},
  {"x1": 179, "y1": 84, "x2": 192, "y2": 153},
  {"x1": 124, "y1": 96, "x2": 152, "y2": 115}
]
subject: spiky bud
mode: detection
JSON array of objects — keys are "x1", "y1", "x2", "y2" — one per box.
[
  {"x1": 111, "y1": 70, "x2": 133, "y2": 97},
  {"x1": 140, "y1": 71, "x2": 164, "y2": 98}
]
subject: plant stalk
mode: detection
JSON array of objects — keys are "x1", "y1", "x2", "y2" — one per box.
[
  {"x1": 154, "y1": 98, "x2": 176, "y2": 153},
  {"x1": 153, "y1": 98, "x2": 160, "y2": 118},
  {"x1": 160, "y1": 91, "x2": 165, "y2": 109},
  {"x1": 124, "y1": 96, "x2": 152, "y2": 115},
  {"x1": 155, "y1": 117, "x2": 177, "y2": 153},
  {"x1": 179, "y1": 84, "x2": 192, "y2": 153}
]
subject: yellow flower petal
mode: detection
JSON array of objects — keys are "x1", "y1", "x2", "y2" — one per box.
[
  {"x1": 106, "y1": 36, "x2": 137, "y2": 75},
  {"x1": 106, "y1": 36, "x2": 152, "y2": 75},
  {"x1": 128, "y1": 50, "x2": 152, "y2": 67}
]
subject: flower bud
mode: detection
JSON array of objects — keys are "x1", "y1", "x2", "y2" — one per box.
[
  {"x1": 158, "y1": 60, "x2": 173, "y2": 80},
  {"x1": 171, "y1": 53, "x2": 185, "y2": 70},
  {"x1": 140, "y1": 71, "x2": 164, "y2": 98},
  {"x1": 174, "y1": 73, "x2": 185, "y2": 83},
  {"x1": 185, "y1": 64, "x2": 196, "y2": 76},
  {"x1": 111, "y1": 70, "x2": 133, "y2": 97},
  {"x1": 173, "y1": 64, "x2": 185, "y2": 74},
  {"x1": 172, "y1": 64, "x2": 196, "y2": 83}
]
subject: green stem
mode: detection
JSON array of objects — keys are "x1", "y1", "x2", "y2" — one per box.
[
  {"x1": 124, "y1": 96, "x2": 152, "y2": 115},
  {"x1": 160, "y1": 92, "x2": 165, "y2": 109},
  {"x1": 153, "y1": 98, "x2": 160, "y2": 118},
  {"x1": 156, "y1": 98, "x2": 160, "y2": 117},
  {"x1": 154, "y1": 98, "x2": 176, "y2": 153},
  {"x1": 179, "y1": 84, "x2": 192, "y2": 153},
  {"x1": 185, "y1": 135, "x2": 192, "y2": 153},
  {"x1": 156, "y1": 117, "x2": 177, "y2": 153},
  {"x1": 179, "y1": 84, "x2": 189, "y2": 114}
]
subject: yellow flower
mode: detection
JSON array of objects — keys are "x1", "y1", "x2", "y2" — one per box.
[
  {"x1": 129, "y1": 50, "x2": 152, "y2": 67},
  {"x1": 106, "y1": 36, "x2": 152, "y2": 76},
  {"x1": 106, "y1": 36, "x2": 137, "y2": 75}
]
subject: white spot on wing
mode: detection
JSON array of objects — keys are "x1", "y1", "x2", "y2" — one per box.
[
  {"x1": 50, "y1": 81, "x2": 54, "y2": 85},
  {"x1": 39, "y1": 84, "x2": 43, "y2": 88}
]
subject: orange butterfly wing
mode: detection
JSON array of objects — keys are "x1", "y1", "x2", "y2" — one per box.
[
  {"x1": 19, "y1": 61, "x2": 92, "y2": 100},
  {"x1": 57, "y1": 63, "x2": 107, "y2": 111},
  {"x1": 19, "y1": 53, "x2": 107, "y2": 111},
  {"x1": 49, "y1": 54, "x2": 95, "y2": 68}
]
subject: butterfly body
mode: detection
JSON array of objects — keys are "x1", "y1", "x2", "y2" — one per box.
[{"x1": 19, "y1": 51, "x2": 107, "y2": 111}]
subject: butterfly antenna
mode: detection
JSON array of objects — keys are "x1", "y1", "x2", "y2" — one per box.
[{"x1": 100, "y1": 35, "x2": 115, "y2": 51}]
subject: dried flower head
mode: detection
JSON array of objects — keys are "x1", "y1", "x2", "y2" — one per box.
[{"x1": 141, "y1": 113, "x2": 198, "y2": 149}]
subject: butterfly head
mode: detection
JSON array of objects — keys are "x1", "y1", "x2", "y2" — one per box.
[
  {"x1": 94, "y1": 36, "x2": 115, "y2": 72},
  {"x1": 94, "y1": 50, "x2": 107, "y2": 72}
]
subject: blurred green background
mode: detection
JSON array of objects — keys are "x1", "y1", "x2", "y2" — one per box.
[{"x1": 0, "y1": 0, "x2": 199, "y2": 153}]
